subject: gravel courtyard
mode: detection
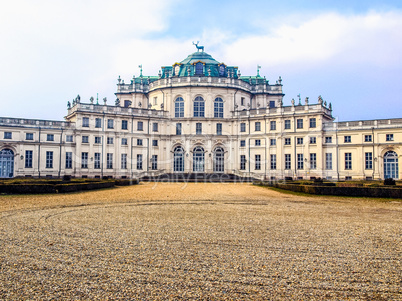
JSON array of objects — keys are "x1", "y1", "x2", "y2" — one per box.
[{"x1": 0, "y1": 183, "x2": 401, "y2": 300}]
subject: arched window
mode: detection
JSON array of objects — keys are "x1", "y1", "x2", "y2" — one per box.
[
  {"x1": 0, "y1": 149, "x2": 14, "y2": 178},
  {"x1": 175, "y1": 97, "x2": 184, "y2": 118},
  {"x1": 193, "y1": 96, "x2": 205, "y2": 117},
  {"x1": 195, "y1": 62, "x2": 203, "y2": 75},
  {"x1": 193, "y1": 146, "x2": 205, "y2": 172},
  {"x1": 173, "y1": 146, "x2": 184, "y2": 172},
  {"x1": 213, "y1": 147, "x2": 224, "y2": 173},
  {"x1": 214, "y1": 97, "x2": 224, "y2": 118},
  {"x1": 384, "y1": 151, "x2": 399, "y2": 179}
]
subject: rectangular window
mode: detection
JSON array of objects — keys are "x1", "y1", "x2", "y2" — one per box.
[
  {"x1": 240, "y1": 140, "x2": 246, "y2": 147},
  {"x1": 82, "y1": 117, "x2": 89, "y2": 127},
  {"x1": 81, "y1": 152, "x2": 88, "y2": 168},
  {"x1": 255, "y1": 122, "x2": 261, "y2": 131},
  {"x1": 66, "y1": 135, "x2": 73, "y2": 142},
  {"x1": 196, "y1": 123, "x2": 202, "y2": 135},
  {"x1": 95, "y1": 136, "x2": 101, "y2": 144},
  {"x1": 176, "y1": 123, "x2": 182, "y2": 135},
  {"x1": 345, "y1": 153, "x2": 352, "y2": 170},
  {"x1": 217, "y1": 123, "x2": 222, "y2": 135},
  {"x1": 364, "y1": 135, "x2": 372, "y2": 142},
  {"x1": 153, "y1": 97, "x2": 157, "y2": 105},
  {"x1": 65, "y1": 152, "x2": 72, "y2": 169},
  {"x1": 82, "y1": 136, "x2": 89, "y2": 143},
  {"x1": 309, "y1": 118, "x2": 316, "y2": 128},
  {"x1": 325, "y1": 153, "x2": 332, "y2": 170},
  {"x1": 26, "y1": 133, "x2": 34, "y2": 140},
  {"x1": 365, "y1": 152, "x2": 373, "y2": 170},
  {"x1": 137, "y1": 154, "x2": 143, "y2": 170},
  {"x1": 241, "y1": 97, "x2": 245, "y2": 106},
  {"x1": 255, "y1": 154, "x2": 261, "y2": 170},
  {"x1": 25, "y1": 150, "x2": 33, "y2": 168},
  {"x1": 107, "y1": 137, "x2": 114, "y2": 145},
  {"x1": 121, "y1": 138, "x2": 128, "y2": 145},
  {"x1": 47, "y1": 134, "x2": 54, "y2": 141},
  {"x1": 270, "y1": 139, "x2": 276, "y2": 146},
  {"x1": 284, "y1": 120, "x2": 291, "y2": 130},
  {"x1": 121, "y1": 120, "x2": 128, "y2": 130},
  {"x1": 137, "y1": 121, "x2": 143, "y2": 131},
  {"x1": 297, "y1": 138, "x2": 303, "y2": 145},
  {"x1": 152, "y1": 122, "x2": 158, "y2": 132},
  {"x1": 386, "y1": 134, "x2": 394, "y2": 141},
  {"x1": 46, "y1": 151, "x2": 53, "y2": 168},
  {"x1": 151, "y1": 155, "x2": 158, "y2": 170},
  {"x1": 107, "y1": 119, "x2": 114, "y2": 129},
  {"x1": 94, "y1": 153, "x2": 101, "y2": 169},
  {"x1": 121, "y1": 154, "x2": 127, "y2": 169},
  {"x1": 344, "y1": 136, "x2": 351, "y2": 143},
  {"x1": 270, "y1": 121, "x2": 276, "y2": 131},
  {"x1": 296, "y1": 119, "x2": 303, "y2": 129},
  {"x1": 270, "y1": 154, "x2": 276, "y2": 170},
  {"x1": 240, "y1": 123, "x2": 246, "y2": 132},
  {"x1": 107, "y1": 153, "x2": 113, "y2": 169},
  {"x1": 297, "y1": 154, "x2": 304, "y2": 170},
  {"x1": 310, "y1": 153, "x2": 317, "y2": 169},
  {"x1": 95, "y1": 118, "x2": 102, "y2": 128},
  {"x1": 152, "y1": 140, "x2": 158, "y2": 146},
  {"x1": 269, "y1": 101, "x2": 275, "y2": 108},
  {"x1": 309, "y1": 137, "x2": 316, "y2": 144},
  {"x1": 137, "y1": 139, "x2": 143, "y2": 146},
  {"x1": 285, "y1": 154, "x2": 291, "y2": 170},
  {"x1": 325, "y1": 136, "x2": 332, "y2": 143},
  {"x1": 253, "y1": 139, "x2": 260, "y2": 146},
  {"x1": 240, "y1": 155, "x2": 246, "y2": 170},
  {"x1": 284, "y1": 138, "x2": 291, "y2": 145},
  {"x1": 3, "y1": 132, "x2": 12, "y2": 139}
]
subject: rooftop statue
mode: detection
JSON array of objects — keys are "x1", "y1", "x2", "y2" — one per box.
[{"x1": 192, "y1": 41, "x2": 204, "y2": 52}]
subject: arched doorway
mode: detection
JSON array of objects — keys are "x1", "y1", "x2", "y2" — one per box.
[
  {"x1": 384, "y1": 151, "x2": 399, "y2": 179},
  {"x1": 173, "y1": 146, "x2": 184, "y2": 172},
  {"x1": 0, "y1": 149, "x2": 14, "y2": 178},
  {"x1": 193, "y1": 146, "x2": 204, "y2": 172},
  {"x1": 213, "y1": 147, "x2": 224, "y2": 173}
]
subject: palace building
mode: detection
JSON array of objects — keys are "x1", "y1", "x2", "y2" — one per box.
[{"x1": 0, "y1": 48, "x2": 401, "y2": 180}]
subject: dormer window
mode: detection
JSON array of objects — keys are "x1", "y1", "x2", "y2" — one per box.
[
  {"x1": 174, "y1": 65, "x2": 180, "y2": 76},
  {"x1": 195, "y1": 62, "x2": 203, "y2": 75},
  {"x1": 219, "y1": 65, "x2": 225, "y2": 76}
]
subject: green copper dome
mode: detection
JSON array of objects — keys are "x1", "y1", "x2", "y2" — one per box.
[
  {"x1": 179, "y1": 52, "x2": 221, "y2": 65},
  {"x1": 161, "y1": 51, "x2": 238, "y2": 78}
]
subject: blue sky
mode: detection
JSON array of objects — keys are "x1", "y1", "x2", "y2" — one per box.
[{"x1": 1, "y1": 0, "x2": 401, "y2": 121}]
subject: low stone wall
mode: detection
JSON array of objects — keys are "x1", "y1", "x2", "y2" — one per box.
[
  {"x1": 265, "y1": 183, "x2": 402, "y2": 199},
  {"x1": 0, "y1": 179, "x2": 138, "y2": 194}
]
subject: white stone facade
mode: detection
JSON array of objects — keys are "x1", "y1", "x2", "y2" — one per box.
[{"x1": 0, "y1": 51, "x2": 401, "y2": 180}]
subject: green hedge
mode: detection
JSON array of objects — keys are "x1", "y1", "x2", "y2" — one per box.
[
  {"x1": 272, "y1": 183, "x2": 402, "y2": 198},
  {"x1": 0, "y1": 178, "x2": 138, "y2": 194}
]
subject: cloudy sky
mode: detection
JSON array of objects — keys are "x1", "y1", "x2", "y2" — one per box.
[{"x1": 1, "y1": 0, "x2": 401, "y2": 121}]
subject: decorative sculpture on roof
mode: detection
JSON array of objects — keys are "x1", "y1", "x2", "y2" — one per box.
[
  {"x1": 103, "y1": 97, "x2": 107, "y2": 105},
  {"x1": 67, "y1": 101, "x2": 71, "y2": 109},
  {"x1": 291, "y1": 98, "x2": 295, "y2": 106},
  {"x1": 329, "y1": 102, "x2": 332, "y2": 110},
  {"x1": 318, "y1": 95, "x2": 323, "y2": 105},
  {"x1": 90, "y1": 96, "x2": 94, "y2": 104},
  {"x1": 192, "y1": 41, "x2": 204, "y2": 52},
  {"x1": 115, "y1": 98, "x2": 120, "y2": 106},
  {"x1": 305, "y1": 97, "x2": 309, "y2": 105},
  {"x1": 76, "y1": 94, "x2": 81, "y2": 103}
]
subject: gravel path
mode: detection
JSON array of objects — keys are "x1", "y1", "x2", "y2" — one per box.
[{"x1": 0, "y1": 183, "x2": 401, "y2": 300}]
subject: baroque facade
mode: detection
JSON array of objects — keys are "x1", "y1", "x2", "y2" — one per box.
[{"x1": 0, "y1": 49, "x2": 401, "y2": 180}]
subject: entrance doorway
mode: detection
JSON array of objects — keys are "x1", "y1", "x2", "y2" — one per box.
[
  {"x1": 384, "y1": 151, "x2": 399, "y2": 179},
  {"x1": 0, "y1": 149, "x2": 14, "y2": 178}
]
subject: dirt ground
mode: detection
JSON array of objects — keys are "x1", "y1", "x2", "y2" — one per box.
[{"x1": 0, "y1": 183, "x2": 401, "y2": 300}]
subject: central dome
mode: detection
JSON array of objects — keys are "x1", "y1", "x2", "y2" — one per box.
[{"x1": 179, "y1": 52, "x2": 221, "y2": 65}]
